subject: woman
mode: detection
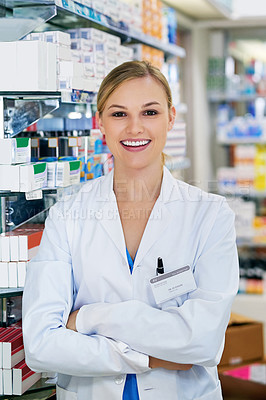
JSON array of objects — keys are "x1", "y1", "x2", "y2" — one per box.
[{"x1": 23, "y1": 61, "x2": 239, "y2": 400}]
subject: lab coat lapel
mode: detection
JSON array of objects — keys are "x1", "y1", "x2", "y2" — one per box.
[
  {"x1": 133, "y1": 199, "x2": 171, "y2": 268},
  {"x1": 98, "y1": 171, "x2": 127, "y2": 262}
]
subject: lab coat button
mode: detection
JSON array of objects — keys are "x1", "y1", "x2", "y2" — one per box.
[{"x1": 114, "y1": 375, "x2": 125, "y2": 385}]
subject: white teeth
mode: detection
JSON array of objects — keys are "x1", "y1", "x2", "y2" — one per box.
[{"x1": 122, "y1": 140, "x2": 150, "y2": 147}]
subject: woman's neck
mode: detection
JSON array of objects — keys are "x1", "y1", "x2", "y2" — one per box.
[{"x1": 113, "y1": 163, "x2": 163, "y2": 203}]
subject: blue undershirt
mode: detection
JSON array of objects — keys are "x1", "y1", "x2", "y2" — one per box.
[{"x1": 122, "y1": 248, "x2": 140, "y2": 400}]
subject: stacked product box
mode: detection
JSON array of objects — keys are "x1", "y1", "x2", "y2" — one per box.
[
  {"x1": 24, "y1": 28, "x2": 133, "y2": 94},
  {"x1": 0, "y1": 138, "x2": 47, "y2": 193},
  {"x1": 31, "y1": 136, "x2": 82, "y2": 187},
  {"x1": 142, "y1": 0, "x2": 163, "y2": 39},
  {"x1": 0, "y1": 224, "x2": 44, "y2": 289},
  {"x1": 128, "y1": 43, "x2": 164, "y2": 70},
  {"x1": 0, "y1": 325, "x2": 41, "y2": 395},
  {"x1": 164, "y1": 120, "x2": 186, "y2": 165},
  {"x1": 30, "y1": 128, "x2": 113, "y2": 182},
  {"x1": 0, "y1": 40, "x2": 57, "y2": 91},
  {"x1": 217, "y1": 144, "x2": 266, "y2": 194},
  {"x1": 67, "y1": 27, "x2": 133, "y2": 87}
]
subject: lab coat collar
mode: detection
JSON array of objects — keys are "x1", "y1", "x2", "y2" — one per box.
[{"x1": 98, "y1": 166, "x2": 181, "y2": 267}]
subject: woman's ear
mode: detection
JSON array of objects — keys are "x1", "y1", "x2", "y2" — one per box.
[
  {"x1": 95, "y1": 111, "x2": 105, "y2": 136},
  {"x1": 168, "y1": 106, "x2": 176, "y2": 131}
]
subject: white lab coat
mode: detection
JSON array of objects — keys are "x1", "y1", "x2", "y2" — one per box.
[{"x1": 22, "y1": 167, "x2": 239, "y2": 400}]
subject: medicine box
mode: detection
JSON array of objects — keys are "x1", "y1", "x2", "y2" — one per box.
[
  {"x1": 44, "y1": 31, "x2": 71, "y2": 46},
  {"x1": 56, "y1": 160, "x2": 81, "y2": 187},
  {"x1": 0, "y1": 42, "x2": 16, "y2": 91},
  {"x1": 0, "y1": 165, "x2": 20, "y2": 191},
  {"x1": 0, "y1": 138, "x2": 31, "y2": 164},
  {"x1": 16, "y1": 41, "x2": 47, "y2": 91},
  {"x1": 20, "y1": 162, "x2": 47, "y2": 192}
]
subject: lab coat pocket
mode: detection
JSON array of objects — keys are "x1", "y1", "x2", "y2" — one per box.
[
  {"x1": 194, "y1": 381, "x2": 222, "y2": 400},
  {"x1": 56, "y1": 384, "x2": 77, "y2": 400}
]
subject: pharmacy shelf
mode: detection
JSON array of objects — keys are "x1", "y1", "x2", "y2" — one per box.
[
  {"x1": 0, "y1": 288, "x2": 23, "y2": 298},
  {"x1": 4, "y1": 0, "x2": 185, "y2": 58},
  {"x1": 218, "y1": 137, "x2": 266, "y2": 145},
  {"x1": 237, "y1": 240, "x2": 266, "y2": 248},
  {"x1": 50, "y1": 0, "x2": 186, "y2": 58},
  {"x1": 208, "y1": 93, "x2": 264, "y2": 102},
  {"x1": 218, "y1": 189, "x2": 266, "y2": 199}
]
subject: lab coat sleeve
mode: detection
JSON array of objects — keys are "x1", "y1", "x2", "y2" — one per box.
[
  {"x1": 22, "y1": 204, "x2": 150, "y2": 377},
  {"x1": 76, "y1": 200, "x2": 239, "y2": 367}
]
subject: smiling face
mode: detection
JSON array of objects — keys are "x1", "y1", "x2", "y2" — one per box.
[{"x1": 97, "y1": 76, "x2": 176, "y2": 173}]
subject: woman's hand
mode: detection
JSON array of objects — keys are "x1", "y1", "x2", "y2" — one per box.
[
  {"x1": 149, "y1": 356, "x2": 192, "y2": 371},
  {"x1": 66, "y1": 310, "x2": 79, "y2": 331}
]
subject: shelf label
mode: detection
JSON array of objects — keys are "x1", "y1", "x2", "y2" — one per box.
[{"x1": 25, "y1": 190, "x2": 43, "y2": 201}]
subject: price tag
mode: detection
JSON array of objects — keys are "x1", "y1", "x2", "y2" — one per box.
[{"x1": 25, "y1": 190, "x2": 43, "y2": 201}]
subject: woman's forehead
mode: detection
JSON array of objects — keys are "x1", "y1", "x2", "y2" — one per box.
[{"x1": 106, "y1": 76, "x2": 168, "y2": 104}]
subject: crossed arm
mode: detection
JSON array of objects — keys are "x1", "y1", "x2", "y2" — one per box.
[{"x1": 66, "y1": 309, "x2": 192, "y2": 371}]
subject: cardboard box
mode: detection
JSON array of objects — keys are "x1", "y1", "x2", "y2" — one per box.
[
  {"x1": 16, "y1": 41, "x2": 47, "y2": 91},
  {"x1": 219, "y1": 313, "x2": 264, "y2": 368},
  {"x1": 0, "y1": 138, "x2": 31, "y2": 165},
  {"x1": 20, "y1": 162, "x2": 47, "y2": 192}
]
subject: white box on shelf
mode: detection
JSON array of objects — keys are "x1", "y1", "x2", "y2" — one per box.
[
  {"x1": 83, "y1": 63, "x2": 95, "y2": 78},
  {"x1": 83, "y1": 77, "x2": 97, "y2": 92},
  {"x1": 8, "y1": 262, "x2": 18, "y2": 288},
  {"x1": 3, "y1": 369, "x2": 12, "y2": 396},
  {"x1": 17, "y1": 262, "x2": 27, "y2": 287},
  {"x1": 56, "y1": 161, "x2": 80, "y2": 187},
  {"x1": 79, "y1": 28, "x2": 105, "y2": 42},
  {"x1": 103, "y1": 32, "x2": 121, "y2": 46},
  {"x1": 56, "y1": 161, "x2": 71, "y2": 187},
  {"x1": 71, "y1": 38, "x2": 94, "y2": 52},
  {"x1": 19, "y1": 162, "x2": 47, "y2": 193},
  {"x1": 0, "y1": 369, "x2": 3, "y2": 395},
  {"x1": 44, "y1": 30, "x2": 71, "y2": 46},
  {"x1": 57, "y1": 60, "x2": 74, "y2": 77},
  {"x1": 0, "y1": 42, "x2": 17, "y2": 91},
  {"x1": 46, "y1": 42, "x2": 57, "y2": 91},
  {"x1": 29, "y1": 32, "x2": 45, "y2": 41},
  {"x1": 0, "y1": 138, "x2": 31, "y2": 164},
  {"x1": 56, "y1": 44, "x2": 72, "y2": 61},
  {"x1": 0, "y1": 236, "x2": 10, "y2": 262},
  {"x1": 16, "y1": 41, "x2": 47, "y2": 91},
  {"x1": 0, "y1": 165, "x2": 20, "y2": 192},
  {"x1": 94, "y1": 64, "x2": 105, "y2": 79},
  {"x1": 46, "y1": 162, "x2": 58, "y2": 188},
  {"x1": 69, "y1": 160, "x2": 81, "y2": 185},
  {"x1": 10, "y1": 236, "x2": 19, "y2": 262},
  {"x1": 0, "y1": 262, "x2": 8, "y2": 287},
  {"x1": 13, "y1": 361, "x2": 41, "y2": 396},
  {"x1": 118, "y1": 45, "x2": 134, "y2": 60},
  {"x1": 71, "y1": 49, "x2": 82, "y2": 62},
  {"x1": 82, "y1": 52, "x2": 95, "y2": 64}
]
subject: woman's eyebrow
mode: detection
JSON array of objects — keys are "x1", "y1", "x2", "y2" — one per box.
[
  {"x1": 142, "y1": 101, "x2": 161, "y2": 108},
  {"x1": 108, "y1": 104, "x2": 127, "y2": 110},
  {"x1": 108, "y1": 101, "x2": 161, "y2": 110}
]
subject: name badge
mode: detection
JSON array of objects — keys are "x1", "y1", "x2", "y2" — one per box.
[{"x1": 150, "y1": 265, "x2": 197, "y2": 305}]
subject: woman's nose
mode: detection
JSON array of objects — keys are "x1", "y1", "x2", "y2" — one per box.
[{"x1": 126, "y1": 116, "x2": 144, "y2": 135}]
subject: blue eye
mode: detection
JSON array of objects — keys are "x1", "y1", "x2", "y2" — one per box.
[
  {"x1": 112, "y1": 112, "x2": 126, "y2": 117},
  {"x1": 144, "y1": 110, "x2": 158, "y2": 116}
]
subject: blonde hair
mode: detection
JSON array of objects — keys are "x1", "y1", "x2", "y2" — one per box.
[{"x1": 97, "y1": 60, "x2": 173, "y2": 115}]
